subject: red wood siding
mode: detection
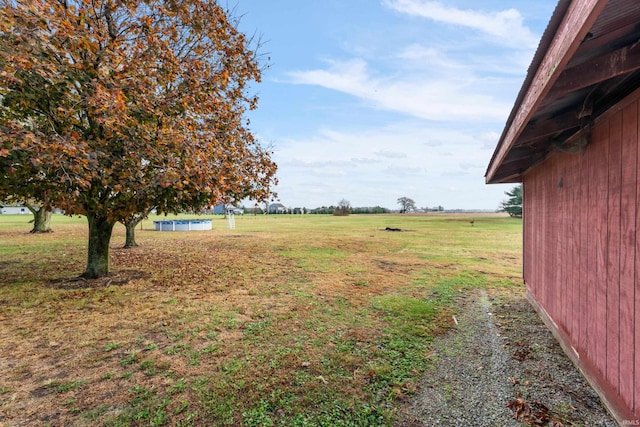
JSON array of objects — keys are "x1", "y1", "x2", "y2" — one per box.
[
  {"x1": 621, "y1": 101, "x2": 637, "y2": 413},
  {"x1": 523, "y1": 93, "x2": 640, "y2": 421}
]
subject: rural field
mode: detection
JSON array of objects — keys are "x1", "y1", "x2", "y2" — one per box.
[{"x1": 0, "y1": 213, "x2": 523, "y2": 426}]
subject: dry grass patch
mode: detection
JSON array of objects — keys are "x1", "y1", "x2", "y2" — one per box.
[{"x1": 0, "y1": 213, "x2": 522, "y2": 426}]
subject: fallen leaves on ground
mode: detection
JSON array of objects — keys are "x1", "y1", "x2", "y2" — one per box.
[{"x1": 507, "y1": 392, "x2": 565, "y2": 426}]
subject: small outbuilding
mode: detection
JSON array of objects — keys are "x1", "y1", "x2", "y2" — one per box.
[{"x1": 486, "y1": 0, "x2": 640, "y2": 423}]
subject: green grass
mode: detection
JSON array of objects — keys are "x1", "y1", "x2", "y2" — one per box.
[
  {"x1": 44, "y1": 379, "x2": 87, "y2": 394},
  {"x1": 0, "y1": 212, "x2": 522, "y2": 426}
]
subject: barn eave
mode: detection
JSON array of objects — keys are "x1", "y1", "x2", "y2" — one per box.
[{"x1": 486, "y1": 0, "x2": 640, "y2": 184}]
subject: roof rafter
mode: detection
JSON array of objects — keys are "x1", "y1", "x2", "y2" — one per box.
[
  {"x1": 551, "y1": 40, "x2": 640, "y2": 95},
  {"x1": 518, "y1": 109, "x2": 585, "y2": 143}
]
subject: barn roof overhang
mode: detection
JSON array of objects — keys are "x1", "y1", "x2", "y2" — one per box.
[{"x1": 486, "y1": 0, "x2": 640, "y2": 184}]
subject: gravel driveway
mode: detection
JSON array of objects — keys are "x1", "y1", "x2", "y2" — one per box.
[{"x1": 395, "y1": 288, "x2": 618, "y2": 427}]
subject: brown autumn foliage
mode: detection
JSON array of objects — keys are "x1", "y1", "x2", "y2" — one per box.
[{"x1": 0, "y1": 0, "x2": 277, "y2": 278}]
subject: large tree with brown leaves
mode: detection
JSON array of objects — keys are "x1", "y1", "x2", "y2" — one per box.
[{"x1": 0, "y1": 0, "x2": 277, "y2": 278}]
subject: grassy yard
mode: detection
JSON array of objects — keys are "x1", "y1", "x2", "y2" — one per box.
[{"x1": 0, "y1": 213, "x2": 522, "y2": 426}]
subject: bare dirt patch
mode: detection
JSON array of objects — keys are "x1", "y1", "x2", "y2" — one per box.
[{"x1": 395, "y1": 288, "x2": 617, "y2": 426}]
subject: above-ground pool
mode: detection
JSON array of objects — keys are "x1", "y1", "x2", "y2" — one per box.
[{"x1": 153, "y1": 219, "x2": 213, "y2": 231}]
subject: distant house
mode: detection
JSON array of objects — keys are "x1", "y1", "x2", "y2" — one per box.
[
  {"x1": 0, "y1": 205, "x2": 28, "y2": 214},
  {"x1": 486, "y1": 1, "x2": 640, "y2": 423},
  {"x1": 212, "y1": 204, "x2": 243, "y2": 215},
  {"x1": 268, "y1": 203, "x2": 287, "y2": 214}
]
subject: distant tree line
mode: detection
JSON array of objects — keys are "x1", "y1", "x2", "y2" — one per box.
[
  {"x1": 259, "y1": 195, "x2": 450, "y2": 215},
  {"x1": 308, "y1": 206, "x2": 390, "y2": 215}
]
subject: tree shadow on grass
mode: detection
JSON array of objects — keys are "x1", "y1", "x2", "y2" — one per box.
[{"x1": 45, "y1": 270, "x2": 151, "y2": 290}]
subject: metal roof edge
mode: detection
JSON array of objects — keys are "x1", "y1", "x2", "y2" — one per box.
[{"x1": 485, "y1": 0, "x2": 602, "y2": 183}]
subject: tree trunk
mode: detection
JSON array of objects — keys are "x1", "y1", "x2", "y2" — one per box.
[
  {"x1": 121, "y1": 208, "x2": 153, "y2": 248},
  {"x1": 29, "y1": 206, "x2": 52, "y2": 233},
  {"x1": 83, "y1": 214, "x2": 115, "y2": 279},
  {"x1": 123, "y1": 219, "x2": 141, "y2": 248}
]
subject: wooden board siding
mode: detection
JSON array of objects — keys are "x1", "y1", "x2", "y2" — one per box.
[
  {"x1": 595, "y1": 119, "x2": 609, "y2": 382},
  {"x1": 523, "y1": 93, "x2": 640, "y2": 422},
  {"x1": 620, "y1": 101, "x2": 637, "y2": 414},
  {"x1": 607, "y1": 110, "x2": 622, "y2": 393},
  {"x1": 578, "y1": 142, "x2": 590, "y2": 356}
]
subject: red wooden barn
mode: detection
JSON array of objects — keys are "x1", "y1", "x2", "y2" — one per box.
[{"x1": 486, "y1": 0, "x2": 640, "y2": 423}]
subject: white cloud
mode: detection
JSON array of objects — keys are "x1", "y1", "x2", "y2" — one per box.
[
  {"x1": 268, "y1": 122, "x2": 509, "y2": 209},
  {"x1": 382, "y1": 0, "x2": 538, "y2": 48},
  {"x1": 385, "y1": 165, "x2": 425, "y2": 176},
  {"x1": 287, "y1": 59, "x2": 370, "y2": 97},
  {"x1": 287, "y1": 58, "x2": 511, "y2": 122},
  {"x1": 477, "y1": 131, "x2": 501, "y2": 149},
  {"x1": 375, "y1": 149, "x2": 407, "y2": 159},
  {"x1": 352, "y1": 157, "x2": 383, "y2": 165},
  {"x1": 243, "y1": 1, "x2": 546, "y2": 210},
  {"x1": 397, "y1": 45, "x2": 465, "y2": 71},
  {"x1": 282, "y1": 2, "x2": 539, "y2": 124}
]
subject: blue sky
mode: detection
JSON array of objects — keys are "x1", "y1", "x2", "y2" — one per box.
[{"x1": 235, "y1": 0, "x2": 557, "y2": 211}]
